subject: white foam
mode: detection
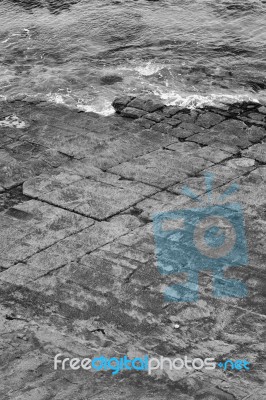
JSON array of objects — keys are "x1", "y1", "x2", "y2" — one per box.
[
  {"x1": 154, "y1": 90, "x2": 259, "y2": 109},
  {"x1": 77, "y1": 102, "x2": 114, "y2": 116},
  {"x1": 0, "y1": 115, "x2": 26, "y2": 129},
  {"x1": 134, "y1": 61, "x2": 163, "y2": 76},
  {"x1": 47, "y1": 93, "x2": 66, "y2": 105},
  {"x1": 47, "y1": 92, "x2": 115, "y2": 116}
]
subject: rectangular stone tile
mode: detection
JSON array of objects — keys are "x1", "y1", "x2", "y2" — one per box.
[
  {"x1": 24, "y1": 173, "x2": 158, "y2": 220},
  {"x1": 135, "y1": 191, "x2": 193, "y2": 221},
  {"x1": 23, "y1": 172, "x2": 84, "y2": 198},
  {"x1": 169, "y1": 175, "x2": 224, "y2": 197},
  {"x1": 100, "y1": 242, "x2": 153, "y2": 264},
  {"x1": 171, "y1": 123, "x2": 204, "y2": 139},
  {"x1": 57, "y1": 159, "x2": 104, "y2": 178},
  {"x1": 169, "y1": 159, "x2": 255, "y2": 198},
  {"x1": 207, "y1": 167, "x2": 266, "y2": 210},
  {"x1": 0, "y1": 160, "x2": 51, "y2": 189},
  {"x1": 21, "y1": 125, "x2": 79, "y2": 148},
  {"x1": 242, "y1": 143, "x2": 266, "y2": 163},
  {"x1": 0, "y1": 142, "x2": 69, "y2": 189},
  {"x1": 195, "y1": 146, "x2": 231, "y2": 163},
  {"x1": 198, "y1": 141, "x2": 240, "y2": 155},
  {"x1": 196, "y1": 111, "x2": 225, "y2": 128},
  {"x1": 72, "y1": 130, "x2": 178, "y2": 169},
  {"x1": 167, "y1": 142, "x2": 231, "y2": 164},
  {"x1": 188, "y1": 119, "x2": 254, "y2": 149},
  {"x1": 5, "y1": 141, "x2": 68, "y2": 167},
  {"x1": 198, "y1": 157, "x2": 256, "y2": 186},
  {"x1": 0, "y1": 214, "x2": 142, "y2": 283},
  {"x1": 50, "y1": 133, "x2": 104, "y2": 159},
  {"x1": 109, "y1": 149, "x2": 212, "y2": 189},
  {"x1": 175, "y1": 110, "x2": 198, "y2": 123},
  {"x1": 0, "y1": 200, "x2": 93, "y2": 269}
]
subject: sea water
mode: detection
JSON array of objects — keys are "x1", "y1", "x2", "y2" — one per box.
[{"x1": 0, "y1": 0, "x2": 265, "y2": 114}]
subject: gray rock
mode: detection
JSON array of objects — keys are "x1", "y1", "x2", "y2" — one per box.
[
  {"x1": 112, "y1": 96, "x2": 135, "y2": 113},
  {"x1": 145, "y1": 112, "x2": 165, "y2": 123},
  {"x1": 258, "y1": 106, "x2": 266, "y2": 114},
  {"x1": 120, "y1": 107, "x2": 146, "y2": 119},
  {"x1": 163, "y1": 105, "x2": 183, "y2": 117},
  {"x1": 247, "y1": 112, "x2": 265, "y2": 122},
  {"x1": 196, "y1": 111, "x2": 225, "y2": 128},
  {"x1": 135, "y1": 118, "x2": 156, "y2": 129},
  {"x1": 100, "y1": 75, "x2": 123, "y2": 85},
  {"x1": 128, "y1": 97, "x2": 164, "y2": 112}
]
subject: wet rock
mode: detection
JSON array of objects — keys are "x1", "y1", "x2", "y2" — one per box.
[
  {"x1": 151, "y1": 122, "x2": 173, "y2": 134},
  {"x1": 163, "y1": 105, "x2": 183, "y2": 117},
  {"x1": 246, "y1": 125, "x2": 266, "y2": 143},
  {"x1": 196, "y1": 111, "x2": 225, "y2": 128},
  {"x1": 120, "y1": 107, "x2": 146, "y2": 119},
  {"x1": 176, "y1": 110, "x2": 198, "y2": 123},
  {"x1": 128, "y1": 97, "x2": 164, "y2": 112},
  {"x1": 258, "y1": 106, "x2": 266, "y2": 114},
  {"x1": 135, "y1": 117, "x2": 156, "y2": 129},
  {"x1": 100, "y1": 75, "x2": 123, "y2": 85},
  {"x1": 145, "y1": 111, "x2": 165, "y2": 123},
  {"x1": 247, "y1": 112, "x2": 265, "y2": 122},
  {"x1": 166, "y1": 118, "x2": 181, "y2": 127},
  {"x1": 112, "y1": 96, "x2": 135, "y2": 113}
]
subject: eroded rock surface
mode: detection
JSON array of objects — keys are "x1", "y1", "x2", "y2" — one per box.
[{"x1": 0, "y1": 96, "x2": 265, "y2": 399}]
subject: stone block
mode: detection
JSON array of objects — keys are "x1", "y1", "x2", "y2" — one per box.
[
  {"x1": 120, "y1": 107, "x2": 147, "y2": 119},
  {"x1": 109, "y1": 148, "x2": 212, "y2": 188},
  {"x1": 242, "y1": 143, "x2": 266, "y2": 163},
  {"x1": 0, "y1": 200, "x2": 93, "y2": 268},
  {"x1": 145, "y1": 112, "x2": 165, "y2": 123},
  {"x1": 24, "y1": 173, "x2": 157, "y2": 220},
  {"x1": 196, "y1": 112, "x2": 225, "y2": 128},
  {"x1": 128, "y1": 97, "x2": 164, "y2": 113},
  {"x1": 112, "y1": 96, "x2": 135, "y2": 112}
]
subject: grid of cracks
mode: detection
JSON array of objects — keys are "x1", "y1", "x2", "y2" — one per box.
[
  {"x1": 0, "y1": 215, "x2": 95, "y2": 272},
  {"x1": 28, "y1": 219, "x2": 154, "y2": 284},
  {"x1": 0, "y1": 101, "x2": 265, "y2": 400}
]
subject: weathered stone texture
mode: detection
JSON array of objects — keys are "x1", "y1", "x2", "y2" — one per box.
[{"x1": 0, "y1": 97, "x2": 265, "y2": 399}]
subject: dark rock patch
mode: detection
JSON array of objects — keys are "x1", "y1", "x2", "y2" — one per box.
[
  {"x1": 112, "y1": 96, "x2": 135, "y2": 113},
  {"x1": 0, "y1": 185, "x2": 30, "y2": 212},
  {"x1": 100, "y1": 75, "x2": 123, "y2": 85}
]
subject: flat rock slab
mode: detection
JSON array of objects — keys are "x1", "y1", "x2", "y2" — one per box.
[
  {"x1": 109, "y1": 145, "x2": 213, "y2": 188},
  {"x1": 196, "y1": 111, "x2": 225, "y2": 128},
  {"x1": 0, "y1": 214, "x2": 142, "y2": 284},
  {"x1": 23, "y1": 172, "x2": 158, "y2": 220},
  {"x1": 0, "y1": 200, "x2": 93, "y2": 269},
  {"x1": 68, "y1": 129, "x2": 178, "y2": 168},
  {"x1": 242, "y1": 142, "x2": 266, "y2": 163},
  {"x1": 0, "y1": 142, "x2": 68, "y2": 189},
  {"x1": 0, "y1": 97, "x2": 265, "y2": 399},
  {"x1": 189, "y1": 119, "x2": 266, "y2": 149}
]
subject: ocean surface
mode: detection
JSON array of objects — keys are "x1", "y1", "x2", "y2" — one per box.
[{"x1": 0, "y1": 0, "x2": 266, "y2": 114}]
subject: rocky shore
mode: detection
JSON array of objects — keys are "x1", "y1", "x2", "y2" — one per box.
[{"x1": 0, "y1": 95, "x2": 265, "y2": 399}]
